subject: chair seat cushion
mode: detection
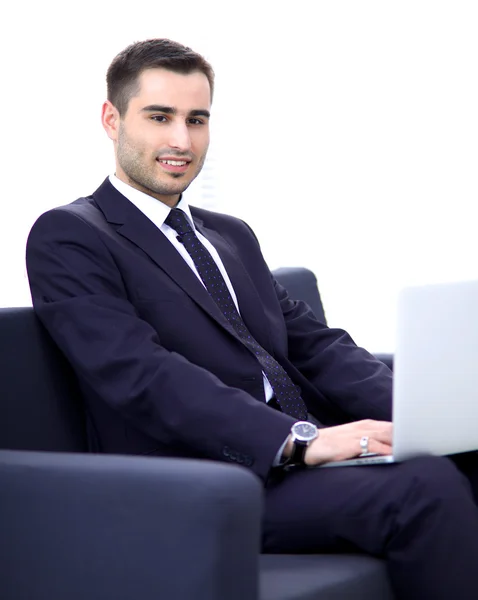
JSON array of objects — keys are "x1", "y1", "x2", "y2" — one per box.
[{"x1": 260, "y1": 554, "x2": 393, "y2": 600}]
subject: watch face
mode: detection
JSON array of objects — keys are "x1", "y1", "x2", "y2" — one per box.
[{"x1": 292, "y1": 421, "x2": 317, "y2": 442}]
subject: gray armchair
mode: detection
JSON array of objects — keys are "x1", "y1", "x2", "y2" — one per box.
[{"x1": 0, "y1": 267, "x2": 394, "y2": 600}]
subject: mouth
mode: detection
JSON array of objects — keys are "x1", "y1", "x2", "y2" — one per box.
[{"x1": 156, "y1": 158, "x2": 191, "y2": 174}]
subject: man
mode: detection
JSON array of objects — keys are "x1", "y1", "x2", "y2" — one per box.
[{"x1": 26, "y1": 38, "x2": 478, "y2": 599}]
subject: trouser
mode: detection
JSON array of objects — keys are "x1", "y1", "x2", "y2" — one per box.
[{"x1": 263, "y1": 452, "x2": 478, "y2": 600}]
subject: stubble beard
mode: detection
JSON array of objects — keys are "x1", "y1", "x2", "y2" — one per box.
[{"x1": 117, "y1": 125, "x2": 207, "y2": 199}]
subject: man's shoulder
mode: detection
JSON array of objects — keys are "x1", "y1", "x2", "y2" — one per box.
[
  {"x1": 35, "y1": 178, "x2": 116, "y2": 226},
  {"x1": 27, "y1": 197, "x2": 109, "y2": 260},
  {"x1": 50, "y1": 195, "x2": 97, "y2": 215},
  {"x1": 32, "y1": 196, "x2": 104, "y2": 235},
  {"x1": 190, "y1": 205, "x2": 253, "y2": 235}
]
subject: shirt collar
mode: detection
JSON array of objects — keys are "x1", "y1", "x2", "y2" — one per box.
[{"x1": 108, "y1": 174, "x2": 196, "y2": 230}]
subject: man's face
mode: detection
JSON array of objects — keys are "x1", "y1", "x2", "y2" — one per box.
[{"x1": 104, "y1": 68, "x2": 211, "y2": 206}]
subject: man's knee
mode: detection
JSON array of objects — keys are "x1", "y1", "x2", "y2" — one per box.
[
  {"x1": 385, "y1": 455, "x2": 478, "y2": 580},
  {"x1": 393, "y1": 455, "x2": 474, "y2": 517}
]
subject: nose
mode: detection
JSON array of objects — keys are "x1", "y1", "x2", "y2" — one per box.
[{"x1": 168, "y1": 122, "x2": 191, "y2": 152}]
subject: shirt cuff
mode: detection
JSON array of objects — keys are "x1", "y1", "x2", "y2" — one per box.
[{"x1": 272, "y1": 435, "x2": 290, "y2": 467}]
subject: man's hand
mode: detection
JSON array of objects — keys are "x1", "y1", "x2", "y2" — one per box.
[
  {"x1": 282, "y1": 419, "x2": 393, "y2": 466},
  {"x1": 304, "y1": 420, "x2": 393, "y2": 466}
]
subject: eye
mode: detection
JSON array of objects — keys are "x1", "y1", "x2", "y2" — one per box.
[
  {"x1": 150, "y1": 115, "x2": 167, "y2": 123},
  {"x1": 188, "y1": 118, "x2": 206, "y2": 126}
]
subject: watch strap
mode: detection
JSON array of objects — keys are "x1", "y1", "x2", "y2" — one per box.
[{"x1": 282, "y1": 440, "x2": 308, "y2": 470}]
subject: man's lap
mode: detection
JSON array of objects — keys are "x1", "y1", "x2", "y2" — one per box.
[{"x1": 262, "y1": 453, "x2": 478, "y2": 554}]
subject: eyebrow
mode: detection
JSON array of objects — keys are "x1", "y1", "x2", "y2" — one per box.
[{"x1": 141, "y1": 105, "x2": 210, "y2": 118}]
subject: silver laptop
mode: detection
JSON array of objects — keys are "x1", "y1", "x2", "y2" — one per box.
[{"x1": 321, "y1": 279, "x2": 478, "y2": 467}]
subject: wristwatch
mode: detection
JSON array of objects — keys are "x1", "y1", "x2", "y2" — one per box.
[{"x1": 283, "y1": 421, "x2": 318, "y2": 468}]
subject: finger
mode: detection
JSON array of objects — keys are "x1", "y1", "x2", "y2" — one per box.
[
  {"x1": 357, "y1": 422, "x2": 393, "y2": 445},
  {"x1": 369, "y1": 428, "x2": 393, "y2": 446},
  {"x1": 365, "y1": 438, "x2": 393, "y2": 456}
]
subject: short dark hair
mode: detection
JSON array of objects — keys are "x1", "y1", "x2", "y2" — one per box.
[{"x1": 106, "y1": 38, "x2": 215, "y2": 116}]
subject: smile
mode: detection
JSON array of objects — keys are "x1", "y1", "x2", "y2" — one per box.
[
  {"x1": 156, "y1": 158, "x2": 191, "y2": 173},
  {"x1": 158, "y1": 160, "x2": 188, "y2": 166}
]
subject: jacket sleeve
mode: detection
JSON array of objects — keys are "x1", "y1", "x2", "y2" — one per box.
[
  {"x1": 26, "y1": 208, "x2": 296, "y2": 482},
  {"x1": 273, "y1": 276, "x2": 393, "y2": 422}
]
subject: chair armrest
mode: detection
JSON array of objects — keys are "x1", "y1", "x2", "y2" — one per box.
[
  {"x1": 0, "y1": 450, "x2": 262, "y2": 600},
  {"x1": 373, "y1": 353, "x2": 394, "y2": 371}
]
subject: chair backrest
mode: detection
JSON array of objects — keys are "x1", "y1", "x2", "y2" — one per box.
[
  {"x1": 272, "y1": 267, "x2": 327, "y2": 324},
  {"x1": 0, "y1": 268, "x2": 324, "y2": 453},
  {"x1": 0, "y1": 307, "x2": 87, "y2": 452}
]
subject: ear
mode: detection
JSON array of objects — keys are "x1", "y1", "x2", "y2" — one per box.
[{"x1": 101, "y1": 100, "x2": 120, "y2": 141}]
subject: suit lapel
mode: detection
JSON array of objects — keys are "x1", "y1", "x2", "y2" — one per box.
[
  {"x1": 92, "y1": 179, "x2": 236, "y2": 335},
  {"x1": 92, "y1": 179, "x2": 273, "y2": 351}
]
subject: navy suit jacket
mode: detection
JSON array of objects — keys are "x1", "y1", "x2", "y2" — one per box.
[{"x1": 26, "y1": 178, "x2": 393, "y2": 482}]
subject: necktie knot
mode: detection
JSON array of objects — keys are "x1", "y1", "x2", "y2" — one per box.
[{"x1": 165, "y1": 208, "x2": 194, "y2": 236}]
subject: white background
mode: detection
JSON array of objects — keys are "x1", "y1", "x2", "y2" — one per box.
[{"x1": 1, "y1": 0, "x2": 477, "y2": 352}]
